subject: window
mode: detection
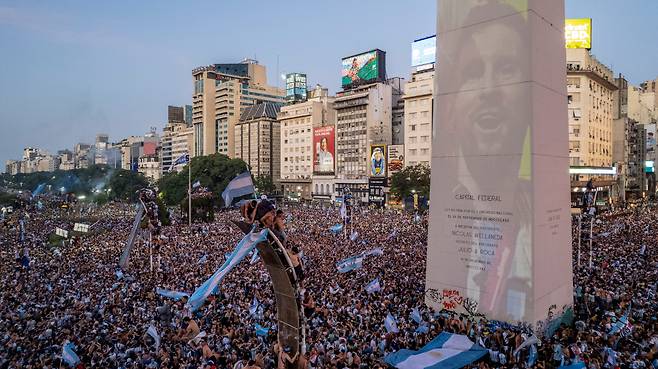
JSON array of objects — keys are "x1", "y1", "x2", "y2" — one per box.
[{"x1": 411, "y1": 125, "x2": 417, "y2": 131}]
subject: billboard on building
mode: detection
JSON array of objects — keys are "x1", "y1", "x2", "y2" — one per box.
[
  {"x1": 370, "y1": 144, "x2": 386, "y2": 177},
  {"x1": 313, "y1": 126, "x2": 335, "y2": 174},
  {"x1": 565, "y1": 18, "x2": 592, "y2": 49},
  {"x1": 387, "y1": 144, "x2": 404, "y2": 176},
  {"x1": 412, "y1": 35, "x2": 437, "y2": 67},
  {"x1": 286, "y1": 73, "x2": 307, "y2": 103},
  {"x1": 341, "y1": 49, "x2": 386, "y2": 88}
]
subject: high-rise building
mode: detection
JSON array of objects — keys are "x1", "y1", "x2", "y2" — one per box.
[
  {"x1": 567, "y1": 49, "x2": 617, "y2": 169},
  {"x1": 184, "y1": 105, "x2": 193, "y2": 126},
  {"x1": 389, "y1": 77, "x2": 406, "y2": 146},
  {"x1": 278, "y1": 86, "x2": 336, "y2": 201},
  {"x1": 161, "y1": 121, "x2": 192, "y2": 174},
  {"x1": 168, "y1": 105, "x2": 185, "y2": 123},
  {"x1": 119, "y1": 136, "x2": 144, "y2": 171},
  {"x1": 192, "y1": 59, "x2": 285, "y2": 158},
  {"x1": 640, "y1": 77, "x2": 658, "y2": 114},
  {"x1": 403, "y1": 68, "x2": 434, "y2": 167},
  {"x1": 334, "y1": 82, "x2": 392, "y2": 203},
  {"x1": 234, "y1": 102, "x2": 281, "y2": 184},
  {"x1": 285, "y1": 73, "x2": 308, "y2": 104}
]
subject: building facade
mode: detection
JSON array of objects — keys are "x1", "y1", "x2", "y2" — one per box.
[
  {"x1": 334, "y1": 82, "x2": 392, "y2": 202},
  {"x1": 192, "y1": 60, "x2": 284, "y2": 158},
  {"x1": 234, "y1": 102, "x2": 281, "y2": 184},
  {"x1": 278, "y1": 86, "x2": 335, "y2": 200},
  {"x1": 403, "y1": 68, "x2": 434, "y2": 167},
  {"x1": 567, "y1": 49, "x2": 617, "y2": 170}
]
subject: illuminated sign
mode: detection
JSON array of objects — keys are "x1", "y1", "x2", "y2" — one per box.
[
  {"x1": 565, "y1": 19, "x2": 592, "y2": 49},
  {"x1": 341, "y1": 50, "x2": 386, "y2": 87},
  {"x1": 412, "y1": 35, "x2": 436, "y2": 67}
]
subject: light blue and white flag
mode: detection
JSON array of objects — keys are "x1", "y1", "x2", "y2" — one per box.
[
  {"x1": 168, "y1": 153, "x2": 189, "y2": 172},
  {"x1": 250, "y1": 249, "x2": 260, "y2": 264},
  {"x1": 147, "y1": 324, "x2": 161, "y2": 350},
  {"x1": 385, "y1": 332, "x2": 488, "y2": 369},
  {"x1": 416, "y1": 323, "x2": 430, "y2": 334},
  {"x1": 115, "y1": 270, "x2": 124, "y2": 280},
  {"x1": 330, "y1": 223, "x2": 344, "y2": 234},
  {"x1": 365, "y1": 247, "x2": 384, "y2": 257},
  {"x1": 365, "y1": 278, "x2": 381, "y2": 294},
  {"x1": 527, "y1": 345, "x2": 538, "y2": 367},
  {"x1": 62, "y1": 341, "x2": 81, "y2": 367},
  {"x1": 385, "y1": 313, "x2": 399, "y2": 333},
  {"x1": 188, "y1": 230, "x2": 268, "y2": 311},
  {"x1": 350, "y1": 231, "x2": 359, "y2": 241},
  {"x1": 249, "y1": 296, "x2": 261, "y2": 317},
  {"x1": 222, "y1": 172, "x2": 255, "y2": 207},
  {"x1": 255, "y1": 323, "x2": 269, "y2": 337},
  {"x1": 156, "y1": 288, "x2": 189, "y2": 301},
  {"x1": 411, "y1": 307, "x2": 423, "y2": 324},
  {"x1": 339, "y1": 201, "x2": 347, "y2": 219},
  {"x1": 192, "y1": 180, "x2": 201, "y2": 189},
  {"x1": 336, "y1": 254, "x2": 364, "y2": 273},
  {"x1": 32, "y1": 183, "x2": 46, "y2": 199}
]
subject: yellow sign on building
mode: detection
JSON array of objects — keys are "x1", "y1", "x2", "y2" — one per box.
[{"x1": 565, "y1": 18, "x2": 592, "y2": 49}]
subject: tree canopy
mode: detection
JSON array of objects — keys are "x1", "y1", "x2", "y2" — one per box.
[
  {"x1": 389, "y1": 164, "x2": 431, "y2": 199},
  {"x1": 158, "y1": 153, "x2": 249, "y2": 206}
]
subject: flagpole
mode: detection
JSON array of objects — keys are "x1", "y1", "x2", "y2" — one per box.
[{"x1": 188, "y1": 157, "x2": 192, "y2": 227}]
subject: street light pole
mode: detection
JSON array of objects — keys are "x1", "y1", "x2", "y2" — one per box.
[{"x1": 188, "y1": 158, "x2": 192, "y2": 227}]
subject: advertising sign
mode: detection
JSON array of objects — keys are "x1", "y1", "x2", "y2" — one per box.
[
  {"x1": 313, "y1": 126, "x2": 335, "y2": 174},
  {"x1": 370, "y1": 145, "x2": 386, "y2": 177},
  {"x1": 387, "y1": 144, "x2": 405, "y2": 176},
  {"x1": 412, "y1": 35, "x2": 437, "y2": 66},
  {"x1": 565, "y1": 18, "x2": 592, "y2": 49},
  {"x1": 341, "y1": 50, "x2": 384, "y2": 87}
]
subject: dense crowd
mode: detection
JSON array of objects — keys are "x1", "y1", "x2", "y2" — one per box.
[{"x1": 0, "y1": 198, "x2": 656, "y2": 369}]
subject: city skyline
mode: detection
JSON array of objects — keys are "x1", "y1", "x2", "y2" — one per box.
[{"x1": 1, "y1": 0, "x2": 657, "y2": 166}]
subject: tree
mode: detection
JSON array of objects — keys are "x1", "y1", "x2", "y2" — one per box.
[
  {"x1": 158, "y1": 153, "x2": 249, "y2": 206},
  {"x1": 390, "y1": 164, "x2": 431, "y2": 199},
  {"x1": 253, "y1": 175, "x2": 275, "y2": 195}
]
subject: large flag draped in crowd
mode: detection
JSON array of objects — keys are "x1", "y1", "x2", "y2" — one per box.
[
  {"x1": 222, "y1": 172, "x2": 255, "y2": 207},
  {"x1": 385, "y1": 332, "x2": 488, "y2": 369},
  {"x1": 188, "y1": 229, "x2": 268, "y2": 311}
]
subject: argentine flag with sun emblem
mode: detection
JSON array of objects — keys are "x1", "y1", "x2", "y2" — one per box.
[{"x1": 384, "y1": 332, "x2": 487, "y2": 369}]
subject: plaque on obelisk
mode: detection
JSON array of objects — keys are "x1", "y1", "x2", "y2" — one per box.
[{"x1": 425, "y1": 0, "x2": 573, "y2": 326}]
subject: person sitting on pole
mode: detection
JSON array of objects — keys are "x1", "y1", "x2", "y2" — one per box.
[{"x1": 240, "y1": 200, "x2": 258, "y2": 225}]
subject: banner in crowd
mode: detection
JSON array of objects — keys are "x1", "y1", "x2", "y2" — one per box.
[
  {"x1": 365, "y1": 278, "x2": 381, "y2": 294},
  {"x1": 385, "y1": 332, "x2": 488, "y2": 369},
  {"x1": 55, "y1": 227, "x2": 69, "y2": 238},
  {"x1": 156, "y1": 288, "x2": 189, "y2": 301},
  {"x1": 73, "y1": 223, "x2": 90, "y2": 233},
  {"x1": 188, "y1": 229, "x2": 268, "y2": 311},
  {"x1": 330, "y1": 223, "x2": 344, "y2": 234}
]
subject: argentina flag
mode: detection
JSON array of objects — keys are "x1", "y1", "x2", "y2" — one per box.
[
  {"x1": 385, "y1": 332, "x2": 487, "y2": 369},
  {"x1": 330, "y1": 223, "x2": 344, "y2": 233},
  {"x1": 62, "y1": 341, "x2": 81, "y2": 367},
  {"x1": 155, "y1": 288, "x2": 189, "y2": 301},
  {"x1": 336, "y1": 254, "x2": 364, "y2": 273},
  {"x1": 188, "y1": 229, "x2": 268, "y2": 311},
  {"x1": 222, "y1": 172, "x2": 255, "y2": 207},
  {"x1": 385, "y1": 313, "x2": 399, "y2": 333},
  {"x1": 168, "y1": 153, "x2": 189, "y2": 172},
  {"x1": 365, "y1": 277, "x2": 381, "y2": 294}
]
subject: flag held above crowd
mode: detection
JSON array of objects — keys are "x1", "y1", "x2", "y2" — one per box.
[
  {"x1": 385, "y1": 313, "x2": 399, "y2": 333},
  {"x1": 330, "y1": 223, "x2": 344, "y2": 234},
  {"x1": 336, "y1": 254, "x2": 364, "y2": 273},
  {"x1": 187, "y1": 229, "x2": 268, "y2": 311},
  {"x1": 61, "y1": 341, "x2": 81, "y2": 367},
  {"x1": 222, "y1": 172, "x2": 255, "y2": 207},
  {"x1": 385, "y1": 333, "x2": 488, "y2": 369},
  {"x1": 365, "y1": 277, "x2": 381, "y2": 294},
  {"x1": 155, "y1": 288, "x2": 189, "y2": 301},
  {"x1": 168, "y1": 153, "x2": 189, "y2": 172}
]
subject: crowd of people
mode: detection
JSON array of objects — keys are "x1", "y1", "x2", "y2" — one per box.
[{"x1": 0, "y1": 196, "x2": 656, "y2": 369}]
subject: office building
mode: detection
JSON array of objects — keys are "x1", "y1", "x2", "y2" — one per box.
[
  {"x1": 192, "y1": 59, "x2": 285, "y2": 158},
  {"x1": 403, "y1": 68, "x2": 434, "y2": 167},
  {"x1": 390, "y1": 77, "x2": 406, "y2": 145},
  {"x1": 278, "y1": 86, "x2": 335, "y2": 200},
  {"x1": 285, "y1": 73, "x2": 308, "y2": 104},
  {"x1": 234, "y1": 102, "x2": 281, "y2": 184},
  {"x1": 168, "y1": 105, "x2": 185, "y2": 123},
  {"x1": 567, "y1": 48, "x2": 617, "y2": 170},
  {"x1": 334, "y1": 82, "x2": 392, "y2": 203},
  {"x1": 161, "y1": 121, "x2": 193, "y2": 174}
]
